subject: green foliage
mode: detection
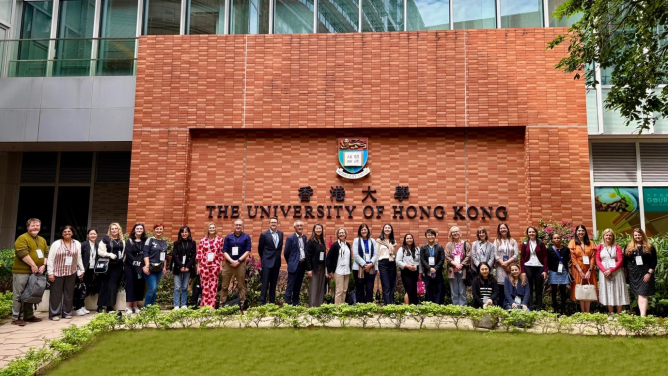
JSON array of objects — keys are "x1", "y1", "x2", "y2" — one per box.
[
  {"x1": 333, "y1": 304, "x2": 357, "y2": 327},
  {"x1": 0, "y1": 291, "x2": 12, "y2": 319},
  {"x1": 535, "y1": 220, "x2": 576, "y2": 245},
  {"x1": 547, "y1": 0, "x2": 668, "y2": 133},
  {"x1": 500, "y1": 309, "x2": 538, "y2": 332},
  {"x1": 616, "y1": 313, "x2": 660, "y2": 336},
  {"x1": 0, "y1": 249, "x2": 14, "y2": 292},
  {"x1": 380, "y1": 304, "x2": 416, "y2": 329},
  {"x1": 307, "y1": 304, "x2": 336, "y2": 326},
  {"x1": 354, "y1": 303, "x2": 379, "y2": 328}
]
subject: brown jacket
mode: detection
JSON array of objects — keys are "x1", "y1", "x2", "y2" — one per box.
[{"x1": 444, "y1": 241, "x2": 471, "y2": 279}]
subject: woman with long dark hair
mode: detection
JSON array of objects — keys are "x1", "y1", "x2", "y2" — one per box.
[
  {"x1": 305, "y1": 223, "x2": 327, "y2": 307},
  {"x1": 397, "y1": 233, "x2": 421, "y2": 305},
  {"x1": 352, "y1": 223, "x2": 377, "y2": 304},
  {"x1": 471, "y1": 262, "x2": 498, "y2": 308},
  {"x1": 124, "y1": 223, "x2": 147, "y2": 314},
  {"x1": 494, "y1": 223, "x2": 518, "y2": 307},
  {"x1": 569, "y1": 224, "x2": 598, "y2": 313},
  {"x1": 172, "y1": 226, "x2": 196, "y2": 309},
  {"x1": 624, "y1": 228, "x2": 657, "y2": 317},
  {"x1": 377, "y1": 224, "x2": 397, "y2": 305},
  {"x1": 74, "y1": 228, "x2": 99, "y2": 316},
  {"x1": 520, "y1": 226, "x2": 548, "y2": 310}
]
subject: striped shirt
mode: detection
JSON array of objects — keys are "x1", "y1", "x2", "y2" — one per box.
[{"x1": 47, "y1": 239, "x2": 83, "y2": 277}]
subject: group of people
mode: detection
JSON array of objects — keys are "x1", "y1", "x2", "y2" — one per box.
[{"x1": 10, "y1": 216, "x2": 658, "y2": 327}]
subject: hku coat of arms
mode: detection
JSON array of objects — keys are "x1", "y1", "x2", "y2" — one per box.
[{"x1": 336, "y1": 138, "x2": 370, "y2": 179}]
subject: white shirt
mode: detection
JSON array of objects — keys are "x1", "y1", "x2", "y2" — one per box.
[
  {"x1": 297, "y1": 234, "x2": 305, "y2": 260},
  {"x1": 525, "y1": 240, "x2": 543, "y2": 267},
  {"x1": 88, "y1": 241, "x2": 96, "y2": 268},
  {"x1": 335, "y1": 241, "x2": 351, "y2": 275}
]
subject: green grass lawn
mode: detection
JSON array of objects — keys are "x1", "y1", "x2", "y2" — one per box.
[{"x1": 48, "y1": 328, "x2": 668, "y2": 375}]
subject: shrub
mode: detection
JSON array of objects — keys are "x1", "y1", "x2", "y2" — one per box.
[{"x1": 0, "y1": 291, "x2": 12, "y2": 319}]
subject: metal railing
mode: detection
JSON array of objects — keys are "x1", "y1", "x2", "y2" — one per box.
[{"x1": 0, "y1": 37, "x2": 138, "y2": 78}]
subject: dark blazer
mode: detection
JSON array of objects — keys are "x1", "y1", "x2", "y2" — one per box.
[
  {"x1": 326, "y1": 241, "x2": 351, "y2": 274},
  {"x1": 546, "y1": 244, "x2": 571, "y2": 273},
  {"x1": 284, "y1": 233, "x2": 308, "y2": 273},
  {"x1": 419, "y1": 243, "x2": 445, "y2": 276},
  {"x1": 503, "y1": 276, "x2": 531, "y2": 309},
  {"x1": 258, "y1": 230, "x2": 284, "y2": 269},
  {"x1": 125, "y1": 239, "x2": 145, "y2": 274},
  {"x1": 519, "y1": 240, "x2": 548, "y2": 274},
  {"x1": 80, "y1": 239, "x2": 100, "y2": 270},
  {"x1": 305, "y1": 238, "x2": 327, "y2": 272},
  {"x1": 623, "y1": 245, "x2": 658, "y2": 270},
  {"x1": 172, "y1": 240, "x2": 197, "y2": 275},
  {"x1": 472, "y1": 276, "x2": 499, "y2": 308}
]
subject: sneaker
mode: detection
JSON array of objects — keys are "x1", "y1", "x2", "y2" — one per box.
[
  {"x1": 125, "y1": 308, "x2": 133, "y2": 315},
  {"x1": 173, "y1": 306, "x2": 180, "y2": 310},
  {"x1": 133, "y1": 307, "x2": 141, "y2": 314},
  {"x1": 76, "y1": 308, "x2": 87, "y2": 316},
  {"x1": 180, "y1": 306, "x2": 188, "y2": 310},
  {"x1": 82, "y1": 308, "x2": 90, "y2": 314}
]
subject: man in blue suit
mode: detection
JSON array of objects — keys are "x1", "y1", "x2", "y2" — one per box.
[
  {"x1": 258, "y1": 217, "x2": 283, "y2": 305},
  {"x1": 284, "y1": 220, "x2": 308, "y2": 306}
]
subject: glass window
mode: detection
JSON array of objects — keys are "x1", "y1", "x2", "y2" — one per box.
[
  {"x1": 229, "y1": 0, "x2": 270, "y2": 34},
  {"x1": 55, "y1": 0, "x2": 96, "y2": 76},
  {"x1": 362, "y1": 0, "x2": 403, "y2": 32},
  {"x1": 643, "y1": 187, "x2": 668, "y2": 237},
  {"x1": 59, "y1": 152, "x2": 93, "y2": 183},
  {"x1": 20, "y1": 152, "x2": 58, "y2": 183},
  {"x1": 143, "y1": 0, "x2": 182, "y2": 35},
  {"x1": 317, "y1": 0, "x2": 358, "y2": 33},
  {"x1": 96, "y1": 152, "x2": 131, "y2": 183},
  {"x1": 453, "y1": 0, "x2": 495, "y2": 29},
  {"x1": 602, "y1": 88, "x2": 635, "y2": 134},
  {"x1": 407, "y1": 0, "x2": 449, "y2": 31},
  {"x1": 500, "y1": 0, "x2": 542, "y2": 28},
  {"x1": 16, "y1": 1, "x2": 53, "y2": 77},
  {"x1": 15, "y1": 186, "x2": 55, "y2": 240},
  {"x1": 654, "y1": 88, "x2": 668, "y2": 134},
  {"x1": 274, "y1": 0, "x2": 313, "y2": 34},
  {"x1": 99, "y1": 0, "x2": 138, "y2": 75},
  {"x1": 189, "y1": 0, "x2": 226, "y2": 34},
  {"x1": 586, "y1": 89, "x2": 598, "y2": 134},
  {"x1": 594, "y1": 187, "x2": 640, "y2": 237},
  {"x1": 0, "y1": 0, "x2": 12, "y2": 24},
  {"x1": 54, "y1": 186, "x2": 90, "y2": 242},
  {"x1": 547, "y1": 0, "x2": 580, "y2": 27}
]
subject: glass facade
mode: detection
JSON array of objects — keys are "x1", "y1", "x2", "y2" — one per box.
[
  {"x1": 501, "y1": 0, "x2": 542, "y2": 28},
  {"x1": 99, "y1": 0, "x2": 138, "y2": 74},
  {"x1": 362, "y1": 0, "x2": 403, "y2": 32},
  {"x1": 55, "y1": 0, "x2": 96, "y2": 76},
  {"x1": 594, "y1": 187, "x2": 641, "y2": 237},
  {"x1": 547, "y1": 0, "x2": 580, "y2": 27},
  {"x1": 453, "y1": 0, "x2": 495, "y2": 30},
  {"x1": 586, "y1": 89, "x2": 598, "y2": 134},
  {"x1": 0, "y1": 0, "x2": 12, "y2": 24},
  {"x1": 143, "y1": 0, "x2": 182, "y2": 35},
  {"x1": 16, "y1": 1, "x2": 53, "y2": 76},
  {"x1": 274, "y1": 0, "x2": 313, "y2": 34},
  {"x1": 230, "y1": 0, "x2": 270, "y2": 34},
  {"x1": 318, "y1": 0, "x2": 358, "y2": 33},
  {"x1": 406, "y1": 0, "x2": 448, "y2": 31},
  {"x1": 189, "y1": 0, "x2": 226, "y2": 34}
]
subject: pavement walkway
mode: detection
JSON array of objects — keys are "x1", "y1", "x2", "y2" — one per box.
[{"x1": 0, "y1": 313, "x2": 95, "y2": 369}]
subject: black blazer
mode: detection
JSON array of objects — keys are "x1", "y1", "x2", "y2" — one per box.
[
  {"x1": 305, "y1": 238, "x2": 327, "y2": 272},
  {"x1": 80, "y1": 239, "x2": 100, "y2": 270},
  {"x1": 172, "y1": 240, "x2": 197, "y2": 275},
  {"x1": 419, "y1": 243, "x2": 445, "y2": 276},
  {"x1": 546, "y1": 244, "x2": 571, "y2": 272},
  {"x1": 258, "y1": 230, "x2": 284, "y2": 269},
  {"x1": 326, "y1": 241, "x2": 351, "y2": 274},
  {"x1": 125, "y1": 239, "x2": 145, "y2": 274}
]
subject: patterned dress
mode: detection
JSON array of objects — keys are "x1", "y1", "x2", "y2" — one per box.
[{"x1": 197, "y1": 236, "x2": 224, "y2": 307}]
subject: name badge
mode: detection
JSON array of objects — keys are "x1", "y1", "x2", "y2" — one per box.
[
  {"x1": 232, "y1": 247, "x2": 239, "y2": 256},
  {"x1": 429, "y1": 257, "x2": 435, "y2": 266},
  {"x1": 514, "y1": 296, "x2": 522, "y2": 305},
  {"x1": 319, "y1": 252, "x2": 324, "y2": 261},
  {"x1": 36, "y1": 249, "x2": 44, "y2": 258},
  {"x1": 65, "y1": 256, "x2": 73, "y2": 266},
  {"x1": 207, "y1": 252, "x2": 215, "y2": 262},
  {"x1": 636, "y1": 256, "x2": 644, "y2": 266},
  {"x1": 182, "y1": 256, "x2": 186, "y2": 264},
  {"x1": 118, "y1": 251, "x2": 123, "y2": 258},
  {"x1": 557, "y1": 263, "x2": 563, "y2": 273},
  {"x1": 607, "y1": 259, "x2": 615, "y2": 269},
  {"x1": 454, "y1": 255, "x2": 461, "y2": 264},
  {"x1": 89, "y1": 261, "x2": 94, "y2": 269},
  {"x1": 160, "y1": 252, "x2": 165, "y2": 262},
  {"x1": 582, "y1": 256, "x2": 590, "y2": 265}
]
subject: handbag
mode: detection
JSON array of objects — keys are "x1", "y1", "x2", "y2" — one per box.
[
  {"x1": 149, "y1": 262, "x2": 163, "y2": 273},
  {"x1": 574, "y1": 278, "x2": 597, "y2": 301},
  {"x1": 417, "y1": 274, "x2": 426, "y2": 295},
  {"x1": 94, "y1": 258, "x2": 109, "y2": 274}
]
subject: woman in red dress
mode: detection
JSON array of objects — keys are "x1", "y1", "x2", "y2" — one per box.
[{"x1": 196, "y1": 222, "x2": 224, "y2": 307}]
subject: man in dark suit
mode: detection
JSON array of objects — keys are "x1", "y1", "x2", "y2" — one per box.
[
  {"x1": 258, "y1": 217, "x2": 284, "y2": 305},
  {"x1": 283, "y1": 220, "x2": 308, "y2": 306}
]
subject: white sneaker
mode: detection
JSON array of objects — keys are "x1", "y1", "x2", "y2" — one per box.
[
  {"x1": 133, "y1": 307, "x2": 141, "y2": 314},
  {"x1": 76, "y1": 308, "x2": 87, "y2": 316},
  {"x1": 82, "y1": 308, "x2": 90, "y2": 314},
  {"x1": 125, "y1": 308, "x2": 133, "y2": 315},
  {"x1": 173, "y1": 306, "x2": 180, "y2": 310},
  {"x1": 180, "y1": 306, "x2": 188, "y2": 310}
]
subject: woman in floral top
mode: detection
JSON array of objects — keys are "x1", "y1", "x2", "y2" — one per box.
[
  {"x1": 444, "y1": 226, "x2": 471, "y2": 306},
  {"x1": 196, "y1": 222, "x2": 225, "y2": 307}
]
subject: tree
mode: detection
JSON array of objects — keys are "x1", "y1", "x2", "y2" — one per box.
[{"x1": 548, "y1": 0, "x2": 668, "y2": 133}]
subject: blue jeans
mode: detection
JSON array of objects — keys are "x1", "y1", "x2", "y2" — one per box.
[
  {"x1": 449, "y1": 272, "x2": 467, "y2": 306},
  {"x1": 144, "y1": 271, "x2": 162, "y2": 306},
  {"x1": 174, "y1": 272, "x2": 190, "y2": 307}
]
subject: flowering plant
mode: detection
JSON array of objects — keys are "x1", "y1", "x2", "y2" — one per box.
[{"x1": 535, "y1": 219, "x2": 576, "y2": 246}]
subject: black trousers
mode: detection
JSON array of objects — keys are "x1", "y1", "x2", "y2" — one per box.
[
  {"x1": 551, "y1": 284, "x2": 567, "y2": 314},
  {"x1": 74, "y1": 270, "x2": 96, "y2": 310},
  {"x1": 378, "y1": 260, "x2": 397, "y2": 305},
  {"x1": 497, "y1": 283, "x2": 505, "y2": 307},
  {"x1": 525, "y1": 265, "x2": 544, "y2": 310},
  {"x1": 401, "y1": 269, "x2": 420, "y2": 305},
  {"x1": 260, "y1": 265, "x2": 280, "y2": 305},
  {"x1": 97, "y1": 262, "x2": 123, "y2": 309},
  {"x1": 354, "y1": 270, "x2": 376, "y2": 303},
  {"x1": 424, "y1": 272, "x2": 444, "y2": 304},
  {"x1": 285, "y1": 262, "x2": 305, "y2": 306}
]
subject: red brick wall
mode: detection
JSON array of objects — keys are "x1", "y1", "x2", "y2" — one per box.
[{"x1": 130, "y1": 29, "x2": 591, "y2": 245}]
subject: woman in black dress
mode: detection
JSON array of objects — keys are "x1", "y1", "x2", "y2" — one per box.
[
  {"x1": 74, "y1": 228, "x2": 100, "y2": 315},
  {"x1": 124, "y1": 223, "x2": 147, "y2": 314},
  {"x1": 623, "y1": 228, "x2": 657, "y2": 317},
  {"x1": 97, "y1": 222, "x2": 125, "y2": 313}
]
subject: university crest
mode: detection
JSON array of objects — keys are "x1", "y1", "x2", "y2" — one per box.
[{"x1": 336, "y1": 138, "x2": 370, "y2": 179}]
